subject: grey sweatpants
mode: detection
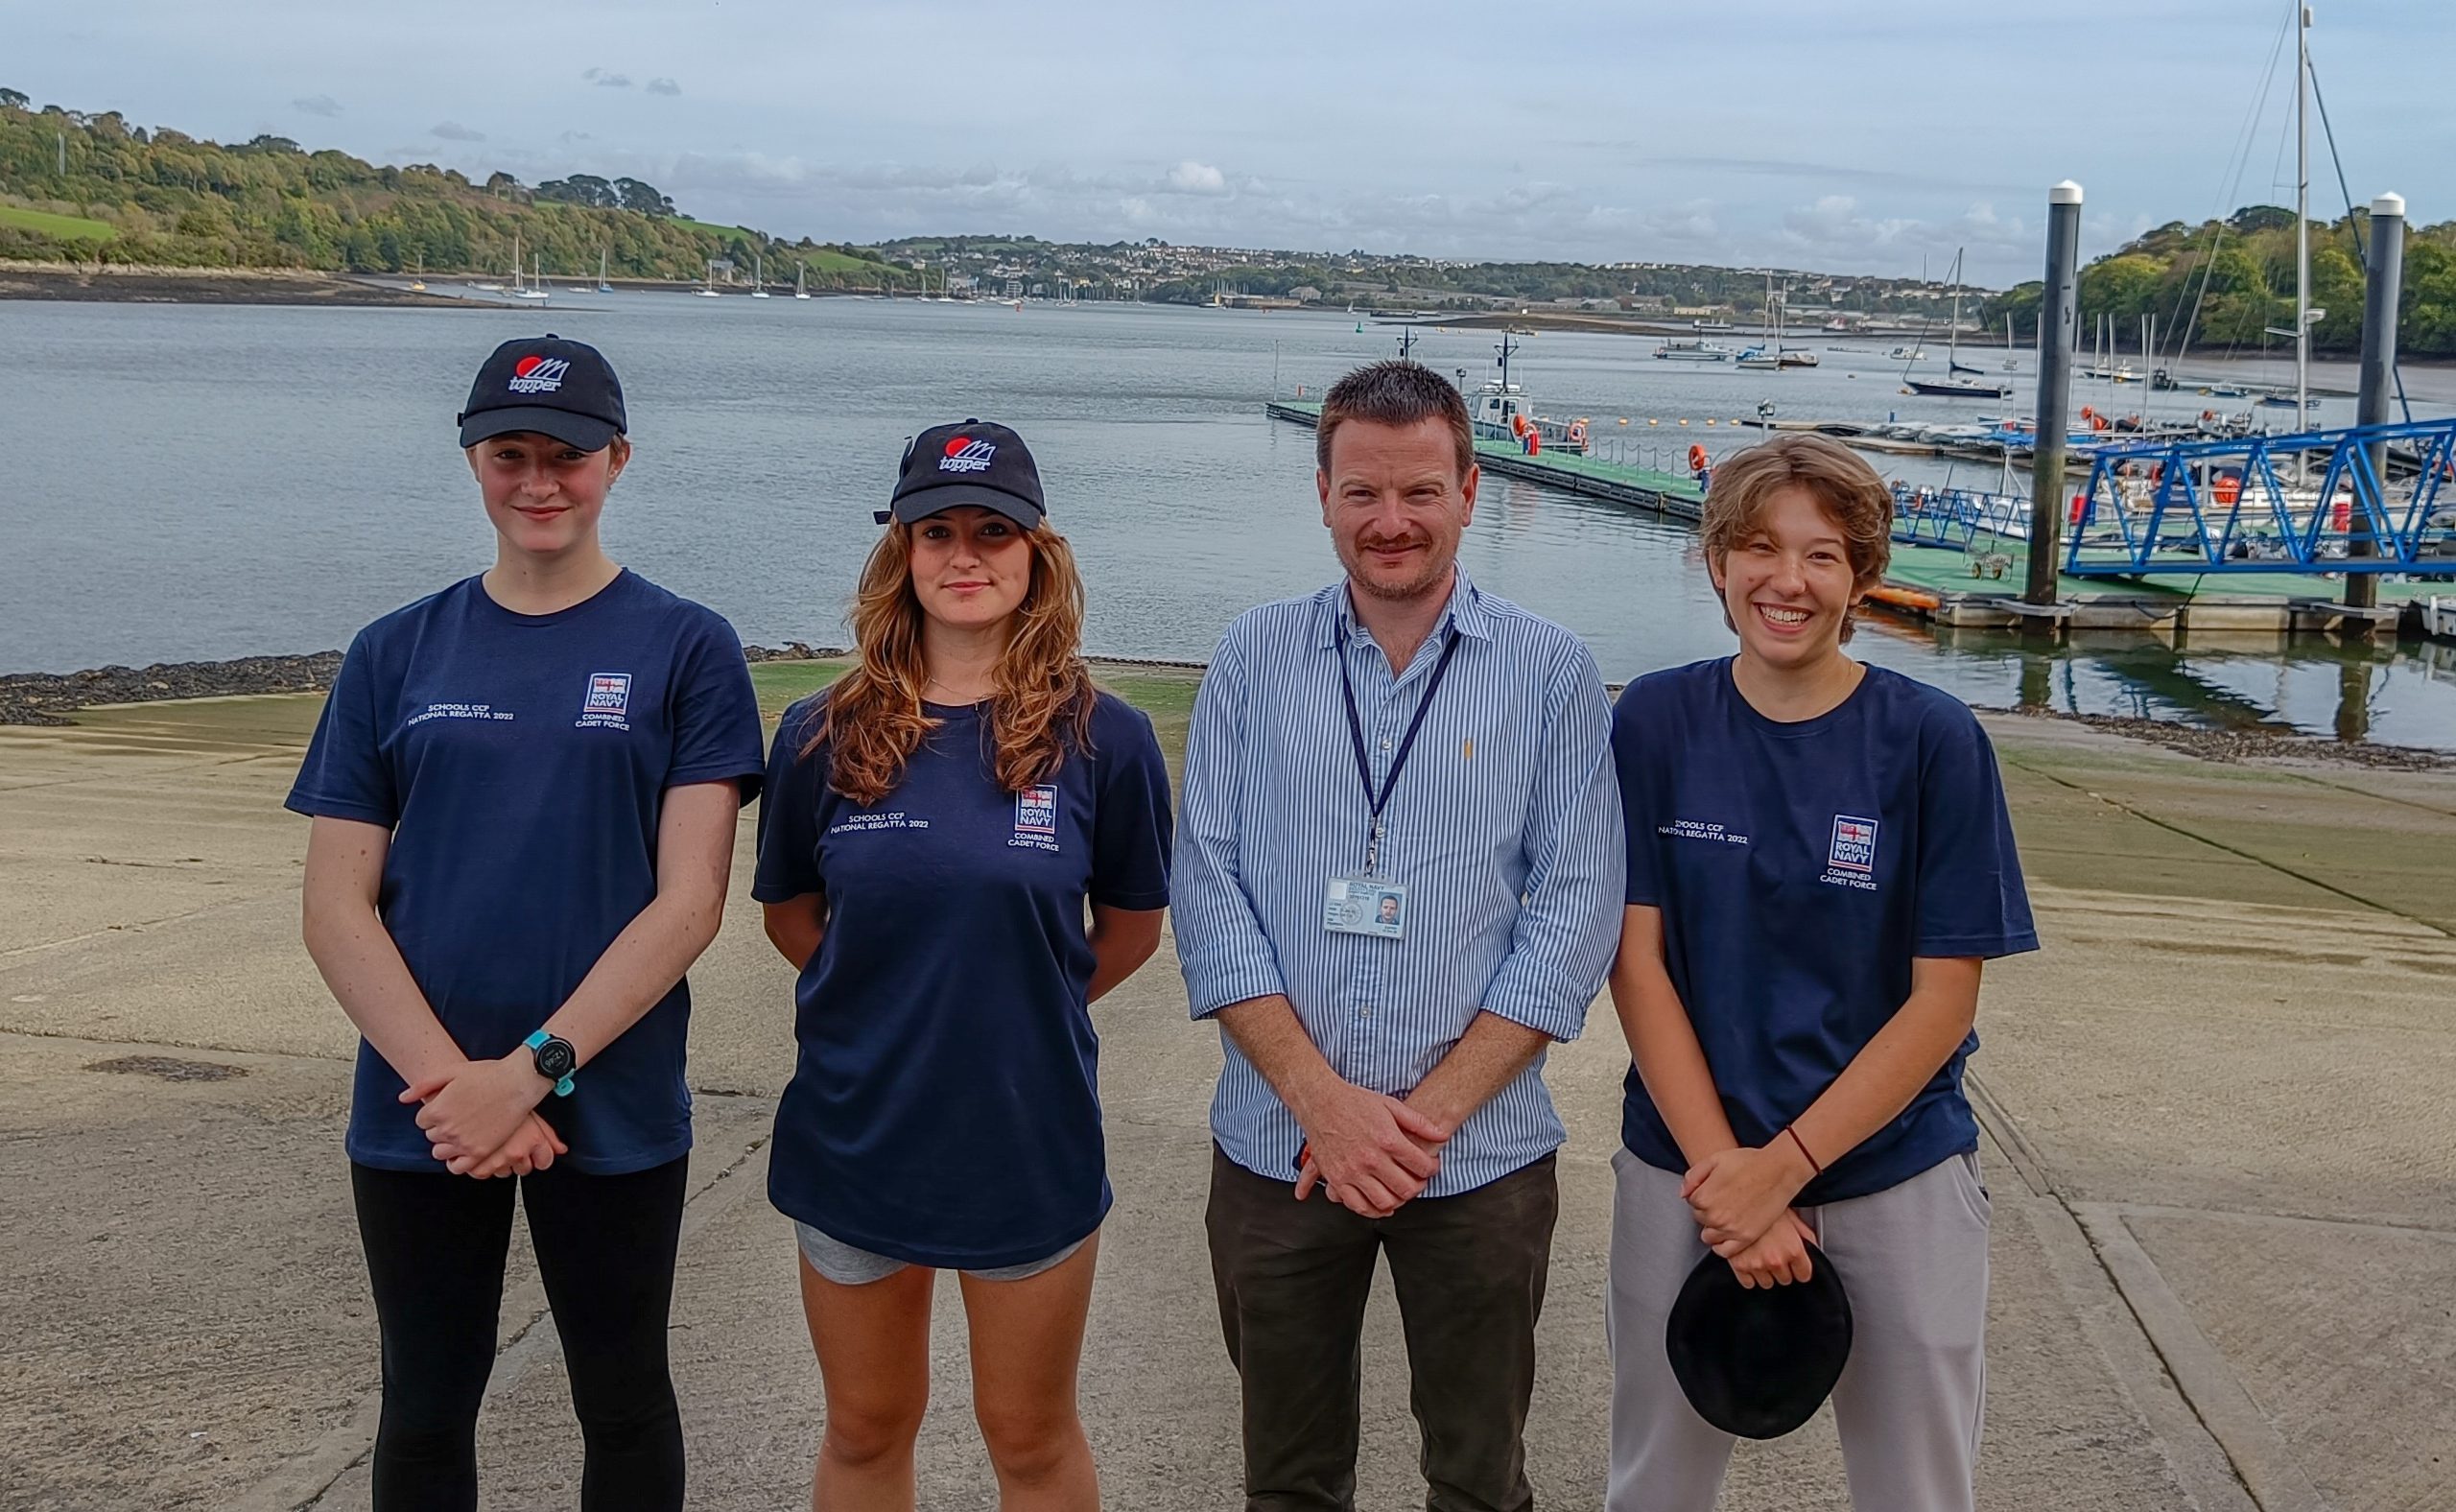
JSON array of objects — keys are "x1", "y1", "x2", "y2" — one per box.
[{"x1": 1603, "y1": 1146, "x2": 1991, "y2": 1512}]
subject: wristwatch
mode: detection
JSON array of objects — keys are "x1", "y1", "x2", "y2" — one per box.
[{"x1": 522, "y1": 1029, "x2": 578, "y2": 1098}]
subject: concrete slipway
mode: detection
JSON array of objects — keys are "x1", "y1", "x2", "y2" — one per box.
[{"x1": 2, "y1": 670, "x2": 2450, "y2": 1511}]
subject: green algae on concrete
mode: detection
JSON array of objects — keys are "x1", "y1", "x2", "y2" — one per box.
[{"x1": 1885, "y1": 538, "x2": 2434, "y2": 604}]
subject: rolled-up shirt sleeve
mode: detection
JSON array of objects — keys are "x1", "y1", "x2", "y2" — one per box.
[
  {"x1": 1476, "y1": 639, "x2": 1624, "y2": 1041},
  {"x1": 1171, "y1": 635, "x2": 1291, "y2": 1018}
]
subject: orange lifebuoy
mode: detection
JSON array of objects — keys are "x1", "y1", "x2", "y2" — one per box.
[
  {"x1": 1568, "y1": 419, "x2": 1590, "y2": 445},
  {"x1": 1688, "y1": 443, "x2": 1709, "y2": 472}
]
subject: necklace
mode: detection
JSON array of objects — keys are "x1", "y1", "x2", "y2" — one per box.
[{"x1": 924, "y1": 675, "x2": 994, "y2": 704}]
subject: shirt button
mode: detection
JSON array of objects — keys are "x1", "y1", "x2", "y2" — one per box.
[{"x1": 1379, "y1": 739, "x2": 1392, "y2": 750}]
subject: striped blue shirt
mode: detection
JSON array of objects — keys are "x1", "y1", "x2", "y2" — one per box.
[{"x1": 1174, "y1": 569, "x2": 1624, "y2": 1196}]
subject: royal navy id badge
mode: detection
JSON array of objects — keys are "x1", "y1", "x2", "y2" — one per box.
[{"x1": 1323, "y1": 874, "x2": 1407, "y2": 938}]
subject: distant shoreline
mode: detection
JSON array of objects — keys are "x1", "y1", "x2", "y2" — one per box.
[
  {"x1": 3, "y1": 649, "x2": 2443, "y2": 768},
  {"x1": 0, "y1": 646, "x2": 835, "y2": 725},
  {"x1": 5, "y1": 263, "x2": 2447, "y2": 374},
  {"x1": 0, "y1": 262, "x2": 466, "y2": 306}
]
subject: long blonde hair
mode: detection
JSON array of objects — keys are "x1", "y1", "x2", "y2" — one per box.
[{"x1": 808, "y1": 519, "x2": 1097, "y2": 807}]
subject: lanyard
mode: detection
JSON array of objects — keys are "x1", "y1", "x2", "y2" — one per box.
[{"x1": 1338, "y1": 626, "x2": 1461, "y2": 873}]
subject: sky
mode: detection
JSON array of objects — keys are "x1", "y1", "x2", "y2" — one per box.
[{"x1": 11, "y1": 0, "x2": 2451, "y2": 286}]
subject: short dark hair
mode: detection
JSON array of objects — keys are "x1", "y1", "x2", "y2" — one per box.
[
  {"x1": 1701, "y1": 435, "x2": 1895, "y2": 642},
  {"x1": 1316, "y1": 360, "x2": 1475, "y2": 482}
]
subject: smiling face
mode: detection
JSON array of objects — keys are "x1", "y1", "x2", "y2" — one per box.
[
  {"x1": 1318, "y1": 416, "x2": 1478, "y2": 604},
  {"x1": 467, "y1": 432, "x2": 628, "y2": 559},
  {"x1": 909, "y1": 506, "x2": 1033, "y2": 633},
  {"x1": 1710, "y1": 484, "x2": 1865, "y2": 673}
]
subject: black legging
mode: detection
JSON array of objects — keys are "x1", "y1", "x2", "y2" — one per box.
[{"x1": 350, "y1": 1156, "x2": 690, "y2": 1512}]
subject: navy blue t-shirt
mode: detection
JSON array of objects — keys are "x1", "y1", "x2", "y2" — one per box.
[
  {"x1": 753, "y1": 689, "x2": 1173, "y2": 1268},
  {"x1": 285, "y1": 570, "x2": 766, "y2": 1175},
  {"x1": 1611, "y1": 659, "x2": 2037, "y2": 1203}
]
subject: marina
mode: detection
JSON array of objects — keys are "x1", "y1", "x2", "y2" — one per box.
[
  {"x1": 8, "y1": 281, "x2": 2455, "y2": 748},
  {"x1": 1263, "y1": 397, "x2": 2455, "y2": 643}
]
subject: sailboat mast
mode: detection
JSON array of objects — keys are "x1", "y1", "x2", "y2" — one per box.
[
  {"x1": 1946, "y1": 249, "x2": 1963, "y2": 368},
  {"x1": 2295, "y1": 2, "x2": 2311, "y2": 429}
]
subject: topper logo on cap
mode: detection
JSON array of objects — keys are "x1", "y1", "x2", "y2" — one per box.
[
  {"x1": 939, "y1": 436, "x2": 997, "y2": 475},
  {"x1": 508, "y1": 355, "x2": 571, "y2": 395}
]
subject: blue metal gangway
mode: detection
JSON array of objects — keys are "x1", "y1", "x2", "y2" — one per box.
[
  {"x1": 1891, "y1": 483, "x2": 2032, "y2": 554},
  {"x1": 2062, "y1": 418, "x2": 2456, "y2": 577}
]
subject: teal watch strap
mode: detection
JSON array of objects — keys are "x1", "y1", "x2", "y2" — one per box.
[{"x1": 522, "y1": 1029, "x2": 577, "y2": 1098}]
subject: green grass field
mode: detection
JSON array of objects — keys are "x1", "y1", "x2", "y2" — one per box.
[
  {"x1": 669, "y1": 224, "x2": 901, "y2": 281},
  {"x1": 0, "y1": 203, "x2": 114, "y2": 241},
  {"x1": 803, "y1": 248, "x2": 900, "y2": 277}
]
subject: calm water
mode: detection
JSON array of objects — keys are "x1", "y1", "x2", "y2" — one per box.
[{"x1": 6, "y1": 295, "x2": 2454, "y2": 747}]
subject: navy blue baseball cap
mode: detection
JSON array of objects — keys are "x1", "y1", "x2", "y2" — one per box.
[
  {"x1": 1665, "y1": 1241, "x2": 1854, "y2": 1439},
  {"x1": 458, "y1": 335, "x2": 627, "y2": 452},
  {"x1": 877, "y1": 419, "x2": 1047, "y2": 528}
]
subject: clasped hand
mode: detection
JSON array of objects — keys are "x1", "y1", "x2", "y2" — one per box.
[
  {"x1": 1292, "y1": 1080, "x2": 1451, "y2": 1218},
  {"x1": 1682, "y1": 1142, "x2": 1814, "y2": 1283},
  {"x1": 400, "y1": 1055, "x2": 566, "y2": 1178}
]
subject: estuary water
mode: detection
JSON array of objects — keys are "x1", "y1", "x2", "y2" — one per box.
[{"x1": 5, "y1": 294, "x2": 2453, "y2": 747}]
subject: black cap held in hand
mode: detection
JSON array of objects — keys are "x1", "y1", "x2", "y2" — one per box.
[
  {"x1": 1665, "y1": 1241, "x2": 1854, "y2": 1439},
  {"x1": 875, "y1": 419, "x2": 1046, "y2": 528},
  {"x1": 458, "y1": 335, "x2": 627, "y2": 452}
]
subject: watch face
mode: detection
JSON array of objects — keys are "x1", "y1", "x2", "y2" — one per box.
[{"x1": 534, "y1": 1038, "x2": 576, "y2": 1079}]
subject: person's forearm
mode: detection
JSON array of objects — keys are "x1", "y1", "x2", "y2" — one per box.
[
  {"x1": 1215, "y1": 995, "x2": 1343, "y2": 1124},
  {"x1": 1086, "y1": 907, "x2": 1163, "y2": 1004},
  {"x1": 1404, "y1": 1011, "x2": 1548, "y2": 1138},
  {"x1": 303, "y1": 893, "x2": 467, "y2": 1086},
  {"x1": 764, "y1": 903, "x2": 824, "y2": 972},
  {"x1": 1611, "y1": 955, "x2": 1741, "y2": 1167},
  {"x1": 1789, "y1": 977, "x2": 1977, "y2": 1173},
  {"x1": 543, "y1": 886, "x2": 726, "y2": 1066}
]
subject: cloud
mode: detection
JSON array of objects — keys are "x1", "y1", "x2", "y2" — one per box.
[
  {"x1": 1778, "y1": 195, "x2": 1920, "y2": 254},
  {"x1": 429, "y1": 121, "x2": 486, "y2": 142},
  {"x1": 292, "y1": 95, "x2": 342, "y2": 118},
  {"x1": 1166, "y1": 160, "x2": 1227, "y2": 195},
  {"x1": 1618, "y1": 154, "x2": 2029, "y2": 198},
  {"x1": 646, "y1": 77, "x2": 681, "y2": 96},
  {"x1": 583, "y1": 67, "x2": 634, "y2": 88}
]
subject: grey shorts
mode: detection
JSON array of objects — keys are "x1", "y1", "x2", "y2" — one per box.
[{"x1": 792, "y1": 1220, "x2": 1090, "y2": 1287}]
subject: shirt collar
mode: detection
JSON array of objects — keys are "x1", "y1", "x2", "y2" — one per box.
[{"x1": 1313, "y1": 566, "x2": 1492, "y2": 651}]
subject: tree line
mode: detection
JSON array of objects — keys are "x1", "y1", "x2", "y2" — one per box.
[
  {"x1": 1981, "y1": 204, "x2": 2456, "y2": 359},
  {"x1": 7, "y1": 91, "x2": 2453, "y2": 349},
  {"x1": 0, "y1": 95, "x2": 909, "y2": 288}
]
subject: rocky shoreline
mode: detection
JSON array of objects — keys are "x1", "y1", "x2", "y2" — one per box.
[
  {"x1": 0, "y1": 264, "x2": 466, "y2": 306},
  {"x1": 0, "y1": 645, "x2": 849, "y2": 726},
  {"x1": 3, "y1": 650, "x2": 2444, "y2": 767}
]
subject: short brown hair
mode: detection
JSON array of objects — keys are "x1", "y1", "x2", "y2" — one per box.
[
  {"x1": 1316, "y1": 360, "x2": 1475, "y2": 482},
  {"x1": 1700, "y1": 435, "x2": 1895, "y2": 641}
]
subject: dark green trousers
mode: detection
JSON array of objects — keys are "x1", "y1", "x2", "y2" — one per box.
[{"x1": 1206, "y1": 1144, "x2": 1560, "y2": 1512}]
